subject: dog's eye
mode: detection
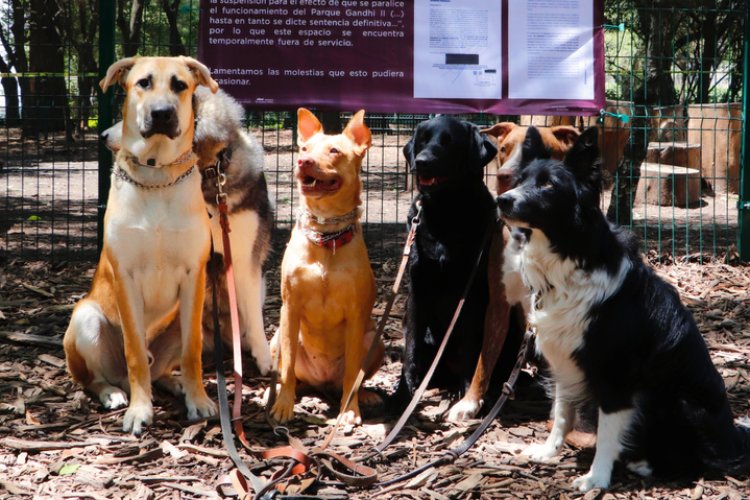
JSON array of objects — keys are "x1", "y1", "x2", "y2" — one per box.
[
  {"x1": 542, "y1": 181, "x2": 554, "y2": 189},
  {"x1": 500, "y1": 146, "x2": 506, "y2": 154},
  {"x1": 171, "y1": 77, "x2": 188, "y2": 93},
  {"x1": 136, "y1": 77, "x2": 151, "y2": 89},
  {"x1": 440, "y1": 133, "x2": 451, "y2": 146},
  {"x1": 329, "y1": 147, "x2": 340, "y2": 155},
  {"x1": 300, "y1": 146, "x2": 307, "y2": 152}
]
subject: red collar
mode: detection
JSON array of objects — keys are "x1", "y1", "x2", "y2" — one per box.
[{"x1": 303, "y1": 224, "x2": 357, "y2": 253}]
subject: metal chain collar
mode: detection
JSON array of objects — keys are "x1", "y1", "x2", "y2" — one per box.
[
  {"x1": 298, "y1": 206, "x2": 362, "y2": 226},
  {"x1": 114, "y1": 163, "x2": 196, "y2": 190}
]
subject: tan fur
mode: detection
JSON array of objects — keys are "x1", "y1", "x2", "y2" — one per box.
[
  {"x1": 482, "y1": 122, "x2": 580, "y2": 194},
  {"x1": 269, "y1": 109, "x2": 384, "y2": 425},
  {"x1": 64, "y1": 56, "x2": 218, "y2": 434}
]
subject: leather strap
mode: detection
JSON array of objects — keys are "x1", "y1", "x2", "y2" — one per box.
[
  {"x1": 373, "y1": 215, "x2": 497, "y2": 455},
  {"x1": 209, "y1": 240, "x2": 269, "y2": 498},
  {"x1": 378, "y1": 328, "x2": 535, "y2": 487},
  {"x1": 317, "y1": 203, "x2": 423, "y2": 453}
]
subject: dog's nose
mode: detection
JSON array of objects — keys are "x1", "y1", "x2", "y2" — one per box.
[
  {"x1": 150, "y1": 106, "x2": 176, "y2": 126},
  {"x1": 496, "y1": 193, "x2": 513, "y2": 213},
  {"x1": 297, "y1": 157, "x2": 316, "y2": 171},
  {"x1": 100, "y1": 131, "x2": 109, "y2": 143}
]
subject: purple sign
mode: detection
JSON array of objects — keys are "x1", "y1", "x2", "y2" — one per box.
[{"x1": 198, "y1": 0, "x2": 604, "y2": 115}]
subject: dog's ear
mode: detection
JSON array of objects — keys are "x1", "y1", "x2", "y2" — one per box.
[
  {"x1": 469, "y1": 124, "x2": 498, "y2": 169},
  {"x1": 481, "y1": 122, "x2": 516, "y2": 143},
  {"x1": 181, "y1": 57, "x2": 218, "y2": 93},
  {"x1": 565, "y1": 126, "x2": 601, "y2": 186},
  {"x1": 549, "y1": 125, "x2": 581, "y2": 153},
  {"x1": 99, "y1": 57, "x2": 138, "y2": 93},
  {"x1": 343, "y1": 109, "x2": 372, "y2": 156},
  {"x1": 403, "y1": 135, "x2": 416, "y2": 172},
  {"x1": 521, "y1": 127, "x2": 550, "y2": 167},
  {"x1": 297, "y1": 108, "x2": 323, "y2": 145}
]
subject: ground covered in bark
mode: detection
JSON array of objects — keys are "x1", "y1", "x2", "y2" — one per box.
[{"x1": 1, "y1": 255, "x2": 749, "y2": 499}]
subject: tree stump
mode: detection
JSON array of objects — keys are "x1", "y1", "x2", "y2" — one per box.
[
  {"x1": 645, "y1": 141, "x2": 701, "y2": 170},
  {"x1": 637, "y1": 162, "x2": 702, "y2": 207}
]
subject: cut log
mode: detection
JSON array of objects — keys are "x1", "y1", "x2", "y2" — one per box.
[
  {"x1": 636, "y1": 162, "x2": 702, "y2": 207},
  {"x1": 645, "y1": 142, "x2": 701, "y2": 171}
]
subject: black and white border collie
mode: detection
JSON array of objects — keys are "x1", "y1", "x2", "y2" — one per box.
[{"x1": 497, "y1": 126, "x2": 750, "y2": 491}]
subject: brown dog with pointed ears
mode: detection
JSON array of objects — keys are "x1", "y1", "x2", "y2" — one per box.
[
  {"x1": 64, "y1": 56, "x2": 219, "y2": 434},
  {"x1": 270, "y1": 109, "x2": 384, "y2": 425}
]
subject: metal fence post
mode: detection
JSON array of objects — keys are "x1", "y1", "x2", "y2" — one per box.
[
  {"x1": 739, "y1": 3, "x2": 750, "y2": 261},
  {"x1": 97, "y1": 0, "x2": 116, "y2": 253}
]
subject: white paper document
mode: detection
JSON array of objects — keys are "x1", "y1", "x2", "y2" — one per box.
[
  {"x1": 413, "y1": 0, "x2": 502, "y2": 99},
  {"x1": 508, "y1": 0, "x2": 595, "y2": 100}
]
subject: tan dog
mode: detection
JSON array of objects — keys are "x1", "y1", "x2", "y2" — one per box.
[
  {"x1": 482, "y1": 122, "x2": 580, "y2": 194},
  {"x1": 63, "y1": 56, "x2": 218, "y2": 434},
  {"x1": 269, "y1": 109, "x2": 384, "y2": 425},
  {"x1": 101, "y1": 87, "x2": 274, "y2": 373}
]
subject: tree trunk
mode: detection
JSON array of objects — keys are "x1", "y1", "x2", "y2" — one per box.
[
  {"x1": 161, "y1": 0, "x2": 186, "y2": 56},
  {"x1": 606, "y1": 5, "x2": 678, "y2": 225},
  {"x1": 25, "y1": 0, "x2": 70, "y2": 137},
  {"x1": 73, "y1": 0, "x2": 99, "y2": 136},
  {"x1": 0, "y1": 56, "x2": 20, "y2": 126},
  {"x1": 117, "y1": 0, "x2": 146, "y2": 57}
]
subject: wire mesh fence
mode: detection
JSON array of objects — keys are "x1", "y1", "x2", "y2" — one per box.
[{"x1": 0, "y1": 0, "x2": 747, "y2": 263}]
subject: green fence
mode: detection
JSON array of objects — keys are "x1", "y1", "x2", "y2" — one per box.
[{"x1": 1, "y1": 0, "x2": 748, "y2": 263}]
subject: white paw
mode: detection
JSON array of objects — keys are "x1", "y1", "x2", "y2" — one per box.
[
  {"x1": 252, "y1": 345, "x2": 273, "y2": 376},
  {"x1": 522, "y1": 442, "x2": 559, "y2": 462},
  {"x1": 123, "y1": 402, "x2": 153, "y2": 435},
  {"x1": 100, "y1": 387, "x2": 128, "y2": 409},
  {"x1": 627, "y1": 460, "x2": 653, "y2": 477},
  {"x1": 185, "y1": 392, "x2": 217, "y2": 421},
  {"x1": 572, "y1": 470, "x2": 610, "y2": 492},
  {"x1": 446, "y1": 398, "x2": 481, "y2": 423},
  {"x1": 341, "y1": 409, "x2": 362, "y2": 426}
]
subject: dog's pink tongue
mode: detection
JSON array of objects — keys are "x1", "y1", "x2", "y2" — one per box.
[{"x1": 419, "y1": 176, "x2": 436, "y2": 186}]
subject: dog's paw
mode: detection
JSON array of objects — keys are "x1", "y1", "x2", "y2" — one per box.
[
  {"x1": 341, "y1": 409, "x2": 362, "y2": 426},
  {"x1": 572, "y1": 470, "x2": 610, "y2": 492},
  {"x1": 521, "y1": 442, "x2": 559, "y2": 462},
  {"x1": 270, "y1": 390, "x2": 296, "y2": 423},
  {"x1": 358, "y1": 389, "x2": 383, "y2": 408},
  {"x1": 252, "y1": 345, "x2": 273, "y2": 376},
  {"x1": 155, "y1": 375, "x2": 184, "y2": 396},
  {"x1": 626, "y1": 460, "x2": 653, "y2": 477},
  {"x1": 99, "y1": 386, "x2": 128, "y2": 409},
  {"x1": 446, "y1": 398, "x2": 481, "y2": 423},
  {"x1": 185, "y1": 391, "x2": 217, "y2": 421},
  {"x1": 123, "y1": 402, "x2": 153, "y2": 435}
]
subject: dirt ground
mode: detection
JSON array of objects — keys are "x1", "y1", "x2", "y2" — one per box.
[
  {"x1": 1, "y1": 125, "x2": 748, "y2": 498},
  {"x1": 1, "y1": 252, "x2": 749, "y2": 499}
]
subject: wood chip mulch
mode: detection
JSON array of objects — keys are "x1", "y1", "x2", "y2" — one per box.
[{"x1": 1, "y1": 255, "x2": 749, "y2": 499}]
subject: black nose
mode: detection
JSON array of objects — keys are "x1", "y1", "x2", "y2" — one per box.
[
  {"x1": 496, "y1": 194, "x2": 513, "y2": 213},
  {"x1": 100, "y1": 131, "x2": 109, "y2": 142},
  {"x1": 151, "y1": 106, "x2": 176, "y2": 125}
]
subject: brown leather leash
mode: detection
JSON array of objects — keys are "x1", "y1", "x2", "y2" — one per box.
[
  {"x1": 377, "y1": 327, "x2": 535, "y2": 487},
  {"x1": 214, "y1": 168, "x2": 252, "y2": 450},
  {"x1": 209, "y1": 238, "x2": 271, "y2": 499},
  {"x1": 370, "y1": 214, "x2": 497, "y2": 456}
]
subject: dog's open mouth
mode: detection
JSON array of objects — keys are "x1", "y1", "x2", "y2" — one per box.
[
  {"x1": 299, "y1": 173, "x2": 341, "y2": 194},
  {"x1": 418, "y1": 175, "x2": 450, "y2": 187}
]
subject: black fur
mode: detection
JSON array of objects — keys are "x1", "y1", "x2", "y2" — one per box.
[
  {"x1": 394, "y1": 115, "x2": 500, "y2": 405},
  {"x1": 497, "y1": 126, "x2": 750, "y2": 480}
]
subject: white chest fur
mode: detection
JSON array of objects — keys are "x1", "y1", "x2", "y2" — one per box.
[
  {"x1": 519, "y1": 229, "x2": 631, "y2": 396},
  {"x1": 105, "y1": 170, "x2": 209, "y2": 324}
]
